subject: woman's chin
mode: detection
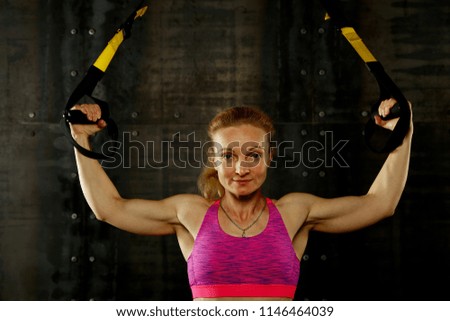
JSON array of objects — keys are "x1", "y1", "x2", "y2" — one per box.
[{"x1": 227, "y1": 187, "x2": 261, "y2": 199}]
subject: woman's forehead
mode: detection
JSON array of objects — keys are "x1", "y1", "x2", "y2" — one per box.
[{"x1": 211, "y1": 124, "x2": 269, "y2": 145}]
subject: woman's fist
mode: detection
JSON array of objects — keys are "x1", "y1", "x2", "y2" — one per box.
[{"x1": 69, "y1": 104, "x2": 107, "y2": 139}]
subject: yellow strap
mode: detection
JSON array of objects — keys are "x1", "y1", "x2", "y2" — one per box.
[
  {"x1": 93, "y1": 5, "x2": 148, "y2": 72},
  {"x1": 93, "y1": 31, "x2": 125, "y2": 72},
  {"x1": 135, "y1": 6, "x2": 148, "y2": 19},
  {"x1": 341, "y1": 27, "x2": 377, "y2": 63}
]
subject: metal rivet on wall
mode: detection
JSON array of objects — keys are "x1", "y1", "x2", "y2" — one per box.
[
  {"x1": 70, "y1": 172, "x2": 78, "y2": 179},
  {"x1": 70, "y1": 28, "x2": 78, "y2": 35},
  {"x1": 361, "y1": 110, "x2": 369, "y2": 117},
  {"x1": 303, "y1": 254, "x2": 309, "y2": 261},
  {"x1": 318, "y1": 27, "x2": 325, "y2": 34},
  {"x1": 319, "y1": 130, "x2": 325, "y2": 136},
  {"x1": 131, "y1": 111, "x2": 139, "y2": 119},
  {"x1": 71, "y1": 213, "x2": 78, "y2": 220},
  {"x1": 300, "y1": 28, "x2": 307, "y2": 35},
  {"x1": 319, "y1": 171, "x2": 326, "y2": 178},
  {"x1": 71, "y1": 256, "x2": 78, "y2": 263},
  {"x1": 70, "y1": 70, "x2": 78, "y2": 77},
  {"x1": 318, "y1": 111, "x2": 326, "y2": 118},
  {"x1": 300, "y1": 69, "x2": 308, "y2": 76},
  {"x1": 320, "y1": 254, "x2": 327, "y2": 261},
  {"x1": 28, "y1": 112, "x2": 36, "y2": 119},
  {"x1": 302, "y1": 171, "x2": 308, "y2": 177},
  {"x1": 88, "y1": 28, "x2": 96, "y2": 36},
  {"x1": 301, "y1": 129, "x2": 308, "y2": 136},
  {"x1": 318, "y1": 69, "x2": 326, "y2": 76},
  {"x1": 89, "y1": 256, "x2": 95, "y2": 263},
  {"x1": 132, "y1": 130, "x2": 139, "y2": 137},
  {"x1": 174, "y1": 111, "x2": 181, "y2": 119}
]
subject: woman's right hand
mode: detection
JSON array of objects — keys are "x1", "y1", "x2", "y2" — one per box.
[{"x1": 69, "y1": 104, "x2": 107, "y2": 140}]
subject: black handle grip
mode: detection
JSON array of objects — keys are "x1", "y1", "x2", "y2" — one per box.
[
  {"x1": 371, "y1": 102, "x2": 401, "y2": 121},
  {"x1": 61, "y1": 95, "x2": 118, "y2": 160},
  {"x1": 64, "y1": 109, "x2": 100, "y2": 125},
  {"x1": 63, "y1": 96, "x2": 111, "y2": 125},
  {"x1": 363, "y1": 62, "x2": 411, "y2": 153}
]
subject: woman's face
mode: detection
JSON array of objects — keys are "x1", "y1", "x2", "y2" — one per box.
[{"x1": 211, "y1": 124, "x2": 272, "y2": 198}]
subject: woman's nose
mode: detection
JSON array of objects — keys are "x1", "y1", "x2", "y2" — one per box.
[{"x1": 235, "y1": 159, "x2": 250, "y2": 175}]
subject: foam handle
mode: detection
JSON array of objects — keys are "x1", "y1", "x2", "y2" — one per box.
[
  {"x1": 64, "y1": 109, "x2": 99, "y2": 125},
  {"x1": 371, "y1": 102, "x2": 401, "y2": 121}
]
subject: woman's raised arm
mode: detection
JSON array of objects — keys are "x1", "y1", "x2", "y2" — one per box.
[
  {"x1": 307, "y1": 99, "x2": 413, "y2": 233},
  {"x1": 70, "y1": 104, "x2": 180, "y2": 236}
]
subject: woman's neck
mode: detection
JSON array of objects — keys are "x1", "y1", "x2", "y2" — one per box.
[{"x1": 221, "y1": 190, "x2": 265, "y2": 220}]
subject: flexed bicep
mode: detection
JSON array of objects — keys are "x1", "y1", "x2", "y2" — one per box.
[{"x1": 307, "y1": 194, "x2": 392, "y2": 233}]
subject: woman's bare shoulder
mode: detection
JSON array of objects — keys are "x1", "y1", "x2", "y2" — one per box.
[
  {"x1": 168, "y1": 194, "x2": 214, "y2": 221},
  {"x1": 168, "y1": 194, "x2": 215, "y2": 239},
  {"x1": 167, "y1": 193, "x2": 214, "y2": 208},
  {"x1": 272, "y1": 192, "x2": 317, "y2": 208},
  {"x1": 270, "y1": 193, "x2": 316, "y2": 238}
]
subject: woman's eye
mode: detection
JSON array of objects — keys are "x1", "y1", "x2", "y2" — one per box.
[
  {"x1": 223, "y1": 153, "x2": 233, "y2": 160},
  {"x1": 246, "y1": 153, "x2": 262, "y2": 161}
]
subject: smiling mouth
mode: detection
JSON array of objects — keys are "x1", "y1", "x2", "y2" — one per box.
[{"x1": 233, "y1": 179, "x2": 252, "y2": 184}]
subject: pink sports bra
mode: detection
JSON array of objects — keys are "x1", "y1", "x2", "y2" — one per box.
[{"x1": 187, "y1": 198, "x2": 300, "y2": 299}]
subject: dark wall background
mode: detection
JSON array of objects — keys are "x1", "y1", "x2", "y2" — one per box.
[{"x1": 0, "y1": 0, "x2": 448, "y2": 300}]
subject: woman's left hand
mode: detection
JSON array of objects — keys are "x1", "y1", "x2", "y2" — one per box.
[{"x1": 374, "y1": 98, "x2": 401, "y2": 131}]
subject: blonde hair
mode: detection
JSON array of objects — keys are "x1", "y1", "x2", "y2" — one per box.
[{"x1": 197, "y1": 106, "x2": 276, "y2": 200}]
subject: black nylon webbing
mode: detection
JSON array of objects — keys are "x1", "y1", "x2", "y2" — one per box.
[
  {"x1": 320, "y1": 0, "x2": 411, "y2": 153},
  {"x1": 61, "y1": 1, "x2": 148, "y2": 160}
]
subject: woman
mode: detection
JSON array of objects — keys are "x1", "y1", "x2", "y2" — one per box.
[{"x1": 70, "y1": 98, "x2": 413, "y2": 300}]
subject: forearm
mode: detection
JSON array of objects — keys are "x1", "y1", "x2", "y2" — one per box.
[
  {"x1": 74, "y1": 135, "x2": 123, "y2": 220},
  {"x1": 367, "y1": 128, "x2": 413, "y2": 214}
]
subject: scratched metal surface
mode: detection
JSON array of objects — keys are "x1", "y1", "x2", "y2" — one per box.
[{"x1": 0, "y1": 0, "x2": 448, "y2": 300}]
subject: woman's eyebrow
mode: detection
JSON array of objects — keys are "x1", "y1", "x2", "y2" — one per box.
[
  {"x1": 214, "y1": 143, "x2": 266, "y2": 153},
  {"x1": 244, "y1": 144, "x2": 266, "y2": 150},
  {"x1": 214, "y1": 147, "x2": 233, "y2": 155}
]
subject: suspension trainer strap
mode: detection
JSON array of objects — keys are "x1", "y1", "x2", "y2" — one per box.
[
  {"x1": 320, "y1": 0, "x2": 411, "y2": 153},
  {"x1": 61, "y1": 1, "x2": 148, "y2": 159}
]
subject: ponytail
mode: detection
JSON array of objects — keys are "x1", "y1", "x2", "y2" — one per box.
[{"x1": 197, "y1": 166, "x2": 224, "y2": 201}]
